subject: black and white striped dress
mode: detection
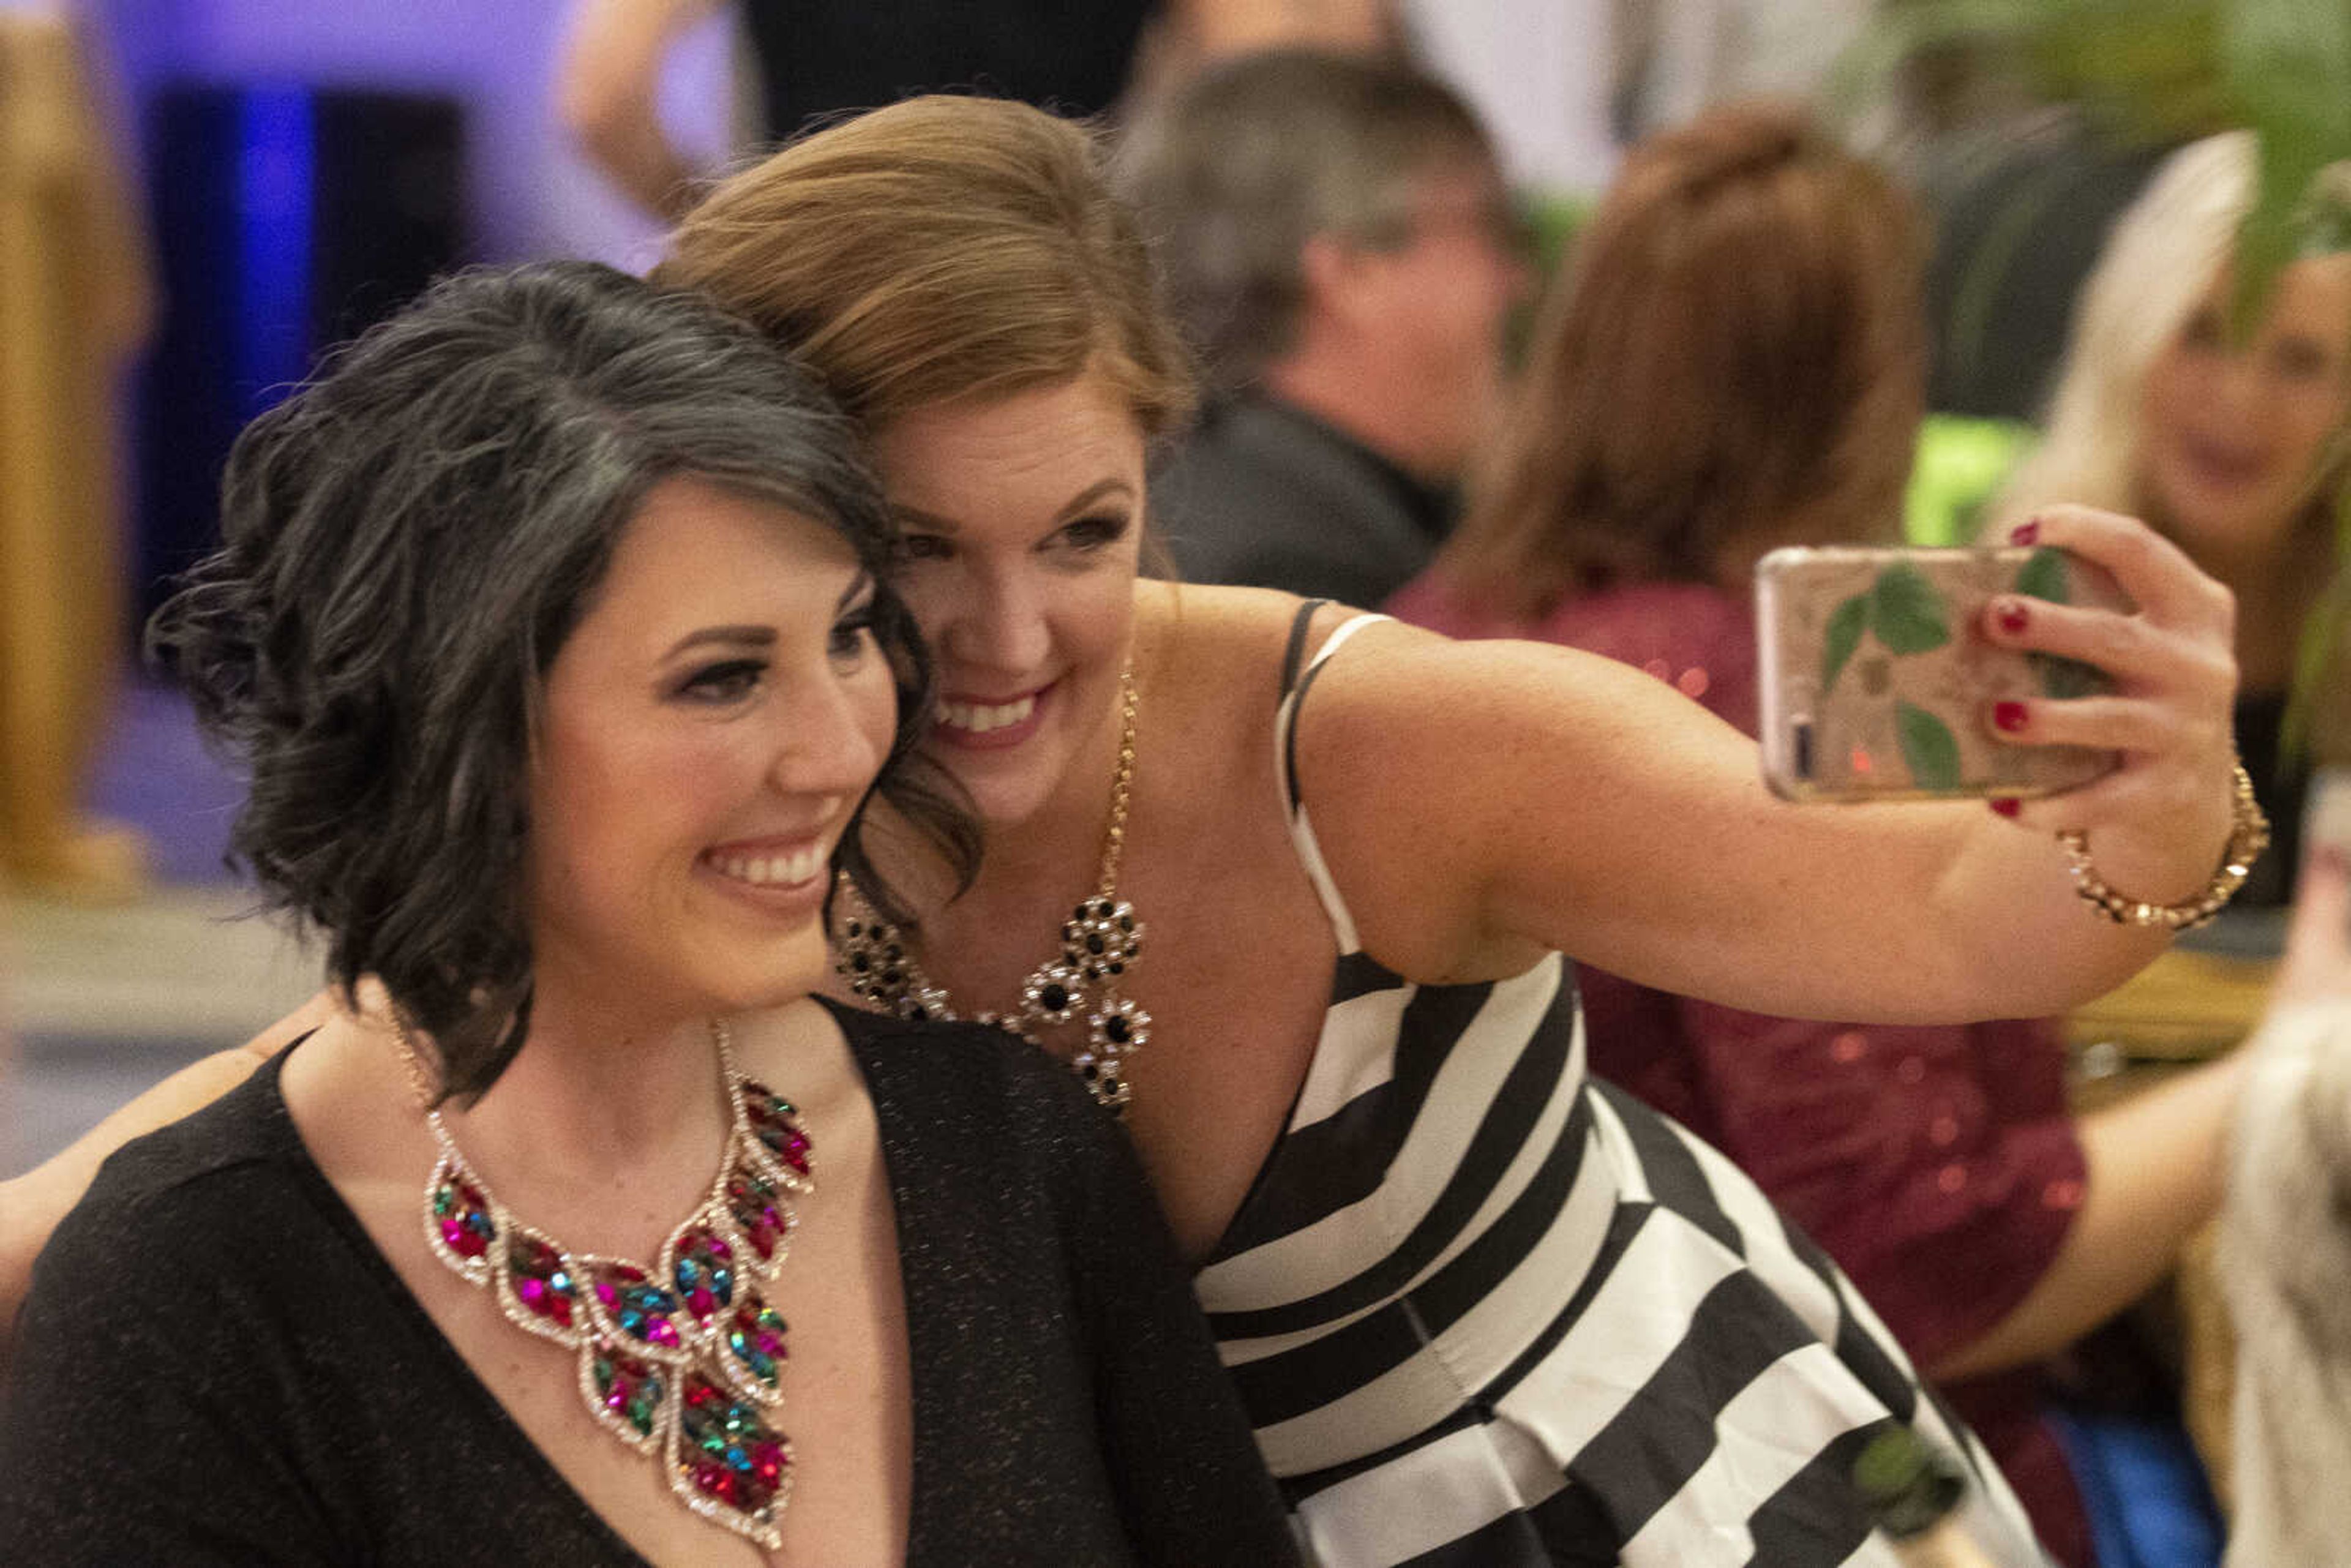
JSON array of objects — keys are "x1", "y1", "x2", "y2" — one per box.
[{"x1": 1193, "y1": 612, "x2": 2050, "y2": 1567}]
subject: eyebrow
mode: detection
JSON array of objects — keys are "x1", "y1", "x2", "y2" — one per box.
[
  {"x1": 659, "y1": 575, "x2": 872, "y2": 660},
  {"x1": 893, "y1": 478, "x2": 1137, "y2": 534}
]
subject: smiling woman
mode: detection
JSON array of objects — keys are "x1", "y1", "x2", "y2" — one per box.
[{"x1": 0, "y1": 262, "x2": 1296, "y2": 1567}]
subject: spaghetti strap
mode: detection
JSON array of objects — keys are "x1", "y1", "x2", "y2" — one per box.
[
  {"x1": 1278, "y1": 598, "x2": 1330, "y2": 694},
  {"x1": 1270, "y1": 610, "x2": 1389, "y2": 953}
]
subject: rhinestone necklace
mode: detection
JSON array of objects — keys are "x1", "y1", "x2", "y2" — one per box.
[
  {"x1": 835, "y1": 661, "x2": 1149, "y2": 1112},
  {"x1": 399, "y1": 1017, "x2": 813, "y2": 1548}
]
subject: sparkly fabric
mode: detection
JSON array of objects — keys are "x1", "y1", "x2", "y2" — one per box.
[{"x1": 0, "y1": 1002, "x2": 1297, "y2": 1566}]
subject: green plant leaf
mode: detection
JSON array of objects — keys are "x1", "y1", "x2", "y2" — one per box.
[
  {"x1": 2014, "y1": 546, "x2": 2072, "y2": 604},
  {"x1": 2224, "y1": 0, "x2": 2351, "y2": 323},
  {"x1": 1896, "y1": 700, "x2": 1964, "y2": 791},
  {"x1": 1822, "y1": 593, "x2": 1871, "y2": 693},
  {"x1": 1870, "y1": 563, "x2": 1952, "y2": 655}
]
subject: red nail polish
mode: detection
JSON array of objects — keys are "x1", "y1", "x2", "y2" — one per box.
[
  {"x1": 1996, "y1": 599, "x2": 2030, "y2": 635},
  {"x1": 1990, "y1": 797, "x2": 2022, "y2": 818},
  {"x1": 1993, "y1": 700, "x2": 2030, "y2": 733},
  {"x1": 2009, "y1": 520, "x2": 2041, "y2": 546}
]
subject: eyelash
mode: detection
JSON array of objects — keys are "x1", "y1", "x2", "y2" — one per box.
[
  {"x1": 1059, "y1": 513, "x2": 1131, "y2": 551},
  {"x1": 831, "y1": 606, "x2": 878, "y2": 661},
  {"x1": 679, "y1": 659, "x2": 765, "y2": 703},
  {"x1": 890, "y1": 513, "x2": 1133, "y2": 565}
]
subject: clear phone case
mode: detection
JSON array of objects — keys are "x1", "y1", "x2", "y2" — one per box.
[{"x1": 1755, "y1": 545, "x2": 2130, "y2": 803}]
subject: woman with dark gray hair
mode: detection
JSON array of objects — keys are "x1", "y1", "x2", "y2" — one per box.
[{"x1": 0, "y1": 261, "x2": 1295, "y2": 1566}]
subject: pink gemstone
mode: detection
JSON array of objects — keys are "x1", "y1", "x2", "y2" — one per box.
[
  {"x1": 689, "y1": 1288, "x2": 716, "y2": 1317},
  {"x1": 518, "y1": 1278, "x2": 546, "y2": 1305},
  {"x1": 756, "y1": 1332, "x2": 786, "y2": 1359},
  {"x1": 707, "y1": 1237, "x2": 732, "y2": 1261},
  {"x1": 648, "y1": 1319, "x2": 680, "y2": 1348},
  {"x1": 753, "y1": 1444, "x2": 785, "y2": 1484},
  {"x1": 595, "y1": 1281, "x2": 619, "y2": 1307},
  {"x1": 696, "y1": 1463, "x2": 740, "y2": 1506},
  {"x1": 442, "y1": 1220, "x2": 489, "y2": 1259}
]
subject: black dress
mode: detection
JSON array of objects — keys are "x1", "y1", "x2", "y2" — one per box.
[
  {"x1": 739, "y1": 1, "x2": 1158, "y2": 138},
  {"x1": 0, "y1": 1002, "x2": 1297, "y2": 1566}
]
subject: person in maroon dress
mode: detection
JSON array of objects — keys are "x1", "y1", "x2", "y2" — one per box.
[{"x1": 1391, "y1": 103, "x2": 2251, "y2": 1568}]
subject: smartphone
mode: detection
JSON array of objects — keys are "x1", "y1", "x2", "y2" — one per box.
[{"x1": 1755, "y1": 544, "x2": 2129, "y2": 803}]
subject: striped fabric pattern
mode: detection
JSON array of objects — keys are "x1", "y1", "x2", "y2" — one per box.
[{"x1": 1193, "y1": 610, "x2": 2051, "y2": 1567}]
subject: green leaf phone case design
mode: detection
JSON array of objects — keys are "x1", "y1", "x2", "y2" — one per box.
[{"x1": 1758, "y1": 545, "x2": 2129, "y2": 802}]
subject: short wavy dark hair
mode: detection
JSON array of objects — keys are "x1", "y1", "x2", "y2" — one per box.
[{"x1": 148, "y1": 261, "x2": 975, "y2": 1100}]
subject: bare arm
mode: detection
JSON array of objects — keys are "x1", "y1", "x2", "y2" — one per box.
[
  {"x1": 0, "y1": 992, "x2": 339, "y2": 1364},
  {"x1": 1299, "y1": 507, "x2": 2243, "y2": 1024},
  {"x1": 555, "y1": 0, "x2": 724, "y2": 222},
  {"x1": 1928, "y1": 1048, "x2": 2247, "y2": 1380},
  {"x1": 1168, "y1": 0, "x2": 1397, "y2": 57},
  {"x1": 1935, "y1": 844, "x2": 2351, "y2": 1378}
]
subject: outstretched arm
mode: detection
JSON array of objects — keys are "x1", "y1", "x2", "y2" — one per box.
[
  {"x1": 1297, "y1": 507, "x2": 2244, "y2": 1024},
  {"x1": 1937, "y1": 844, "x2": 2351, "y2": 1378},
  {"x1": 555, "y1": 0, "x2": 724, "y2": 222}
]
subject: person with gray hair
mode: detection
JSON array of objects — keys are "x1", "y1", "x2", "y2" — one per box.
[
  {"x1": 1130, "y1": 47, "x2": 1529, "y2": 605},
  {"x1": 0, "y1": 260, "x2": 1296, "y2": 1565}
]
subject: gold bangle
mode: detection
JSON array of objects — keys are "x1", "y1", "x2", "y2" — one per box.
[{"x1": 2055, "y1": 762, "x2": 2270, "y2": 931}]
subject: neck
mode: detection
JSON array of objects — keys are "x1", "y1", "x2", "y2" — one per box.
[
  {"x1": 1262, "y1": 354, "x2": 1457, "y2": 487},
  {"x1": 439, "y1": 976, "x2": 732, "y2": 1187}
]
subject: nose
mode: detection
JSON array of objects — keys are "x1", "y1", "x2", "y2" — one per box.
[
  {"x1": 935, "y1": 561, "x2": 1051, "y2": 680},
  {"x1": 769, "y1": 666, "x2": 887, "y2": 803}
]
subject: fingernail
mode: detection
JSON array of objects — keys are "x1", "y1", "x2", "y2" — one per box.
[
  {"x1": 1993, "y1": 700, "x2": 2030, "y2": 733},
  {"x1": 1990, "y1": 797, "x2": 2022, "y2": 818},
  {"x1": 1996, "y1": 598, "x2": 2031, "y2": 635},
  {"x1": 2009, "y1": 520, "x2": 2041, "y2": 546}
]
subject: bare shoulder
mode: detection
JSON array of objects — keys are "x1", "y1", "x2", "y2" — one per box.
[
  {"x1": 1134, "y1": 581, "x2": 1402, "y2": 713},
  {"x1": 1277, "y1": 616, "x2": 1757, "y2": 978}
]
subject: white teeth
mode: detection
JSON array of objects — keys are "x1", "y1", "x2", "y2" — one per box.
[
  {"x1": 710, "y1": 847, "x2": 823, "y2": 888},
  {"x1": 936, "y1": 694, "x2": 1037, "y2": 733}
]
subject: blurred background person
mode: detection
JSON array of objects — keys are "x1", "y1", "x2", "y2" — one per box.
[
  {"x1": 1994, "y1": 130, "x2": 2351, "y2": 910},
  {"x1": 1392, "y1": 103, "x2": 2254, "y2": 1567},
  {"x1": 1129, "y1": 47, "x2": 1530, "y2": 606},
  {"x1": 557, "y1": 0, "x2": 1403, "y2": 221}
]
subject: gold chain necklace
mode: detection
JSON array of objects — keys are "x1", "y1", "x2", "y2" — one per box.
[
  {"x1": 396, "y1": 1016, "x2": 813, "y2": 1548},
  {"x1": 834, "y1": 661, "x2": 1149, "y2": 1112}
]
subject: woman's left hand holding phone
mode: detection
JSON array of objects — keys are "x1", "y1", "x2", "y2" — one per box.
[{"x1": 1970, "y1": 505, "x2": 2245, "y2": 903}]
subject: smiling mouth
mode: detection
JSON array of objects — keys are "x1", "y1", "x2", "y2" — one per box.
[
  {"x1": 703, "y1": 844, "x2": 828, "y2": 888},
  {"x1": 935, "y1": 692, "x2": 1038, "y2": 735}
]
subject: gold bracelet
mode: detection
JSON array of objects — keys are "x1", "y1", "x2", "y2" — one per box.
[{"x1": 2055, "y1": 762, "x2": 2270, "y2": 931}]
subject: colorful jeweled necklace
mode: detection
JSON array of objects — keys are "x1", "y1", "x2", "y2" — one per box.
[
  {"x1": 400, "y1": 1016, "x2": 813, "y2": 1549},
  {"x1": 834, "y1": 661, "x2": 1149, "y2": 1112}
]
